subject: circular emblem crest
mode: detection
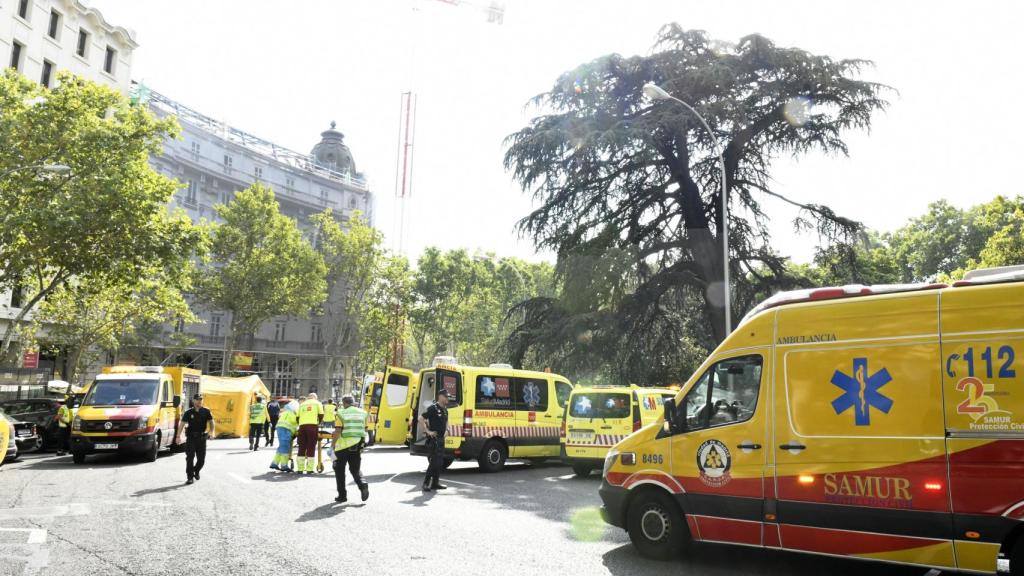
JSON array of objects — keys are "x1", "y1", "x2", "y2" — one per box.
[
  {"x1": 696, "y1": 439, "x2": 732, "y2": 488},
  {"x1": 103, "y1": 421, "x2": 113, "y2": 430}
]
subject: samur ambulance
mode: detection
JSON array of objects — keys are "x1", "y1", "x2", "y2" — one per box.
[
  {"x1": 562, "y1": 385, "x2": 676, "y2": 477},
  {"x1": 410, "y1": 362, "x2": 574, "y2": 471},
  {"x1": 599, "y1": 266, "x2": 1024, "y2": 575},
  {"x1": 71, "y1": 366, "x2": 201, "y2": 464},
  {"x1": 363, "y1": 366, "x2": 420, "y2": 446}
]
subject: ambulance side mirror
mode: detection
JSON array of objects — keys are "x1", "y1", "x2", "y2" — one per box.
[
  {"x1": 663, "y1": 398, "x2": 681, "y2": 434},
  {"x1": 173, "y1": 395, "x2": 181, "y2": 408}
]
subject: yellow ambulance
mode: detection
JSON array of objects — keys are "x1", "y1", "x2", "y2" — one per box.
[
  {"x1": 599, "y1": 267, "x2": 1024, "y2": 575},
  {"x1": 562, "y1": 385, "x2": 677, "y2": 477},
  {"x1": 410, "y1": 363, "x2": 574, "y2": 471},
  {"x1": 363, "y1": 366, "x2": 420, "y2": 446}
]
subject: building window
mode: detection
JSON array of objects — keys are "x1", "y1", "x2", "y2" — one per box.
[
  {"x1": 208, "y1": 355, "x2": 223, "y2": 376},
  {"x1": 311, "y1": 324, "x2": 322, "y2": 343},
  {"x1": 273, "y1": 322, "x2": 287, "y2": 342},
  {"x1": 221, "y1": 190, "x2": 233, "y2": 205},
  {"x1": 285, "y1": 176, "x2": 295, "y2": 188},
  {"x1": 349, "y1": 196, "x2": 357, "y2": 208},
  {"x1": 9, "y1": 41, "x2": 24, "y2": 71},
  {"x1": 40, "y1": 60, "x2": 53, "y2": 88},
  {"x1": 76, "y1": 29, "x2": 89, "y2": 57},
  {"x1": 223, "y1": 155, "x2": 233, "y2": 174},
  {"x1": 185, "y1": 180, "x2": 197, "y2": 206},
  {"x1": 210, "y1": 314, "x2": 222, "y2": 337},
  {"x1": 272, "y1": 359, "x2": 292, "y2": 397},
  {"x1": 199, "y1": 173, "x2": 207, "y2": 184},
  {"x1": 320, "y1": 189, "x2": 328, "y2": 203},
  {"x1": 47, "y1": 9, "x2": 61, "y2": 40},
  {"x1": 104, "y1": 46, "x2": 116, "y2": 74},
  {"x1": 17, "y1": 0, "x2": 30, "y2": 20},
  {"x1": 254, "y1": 166, "x2": 263, "y2": 180},
  {"x1": 190, "y1": 141, "x2": 201, "y2": 158}
]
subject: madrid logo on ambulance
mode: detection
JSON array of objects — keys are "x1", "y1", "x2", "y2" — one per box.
[
  {"x1": 696, "y1": 439, "x2": 732, "y2": 488},
  {"x1": 830, "y1": 358, "x2": 893, "y2": 426}
]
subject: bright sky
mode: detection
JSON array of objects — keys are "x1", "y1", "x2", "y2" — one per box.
[{"x1": 88, "y1": 0, "x2": 1024, "y2": 265}]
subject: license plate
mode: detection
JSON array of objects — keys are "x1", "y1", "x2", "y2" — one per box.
[
  {"x1": 17, "y1": 431, "x2": 30, "y2": 437},
  {"x1": 568, "y1": 430, "x2": 594, "y2": 443},
  {"x1": 94, "y1": 443, "x2": 119, "y2": 450}
]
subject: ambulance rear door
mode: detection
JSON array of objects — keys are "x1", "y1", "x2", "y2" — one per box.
[{"x1": 376, "y1": 366, "x2": 416, "y2": 445}]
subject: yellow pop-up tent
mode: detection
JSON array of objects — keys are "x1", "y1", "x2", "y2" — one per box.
[{"x1": 200, "y1": 375, "x2": 272, "y2": 438}]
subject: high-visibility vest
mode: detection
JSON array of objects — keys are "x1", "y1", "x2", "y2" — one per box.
[
  {"x1": 323, "y1": 403, "x2": 336, "y2": 424},
  {"x1": 334, "y1": 406, "x2": 368, "y2": 451},
  {"x1": 249, "y1": 403, "x2": 267, "y2": 424},
  {"x1": 277, "y1": 410, "x2": 298, "y2": 433},
  {"x1": 298, "y1": 399, "x2": 323, "y2": 426},
  {"x1": 57, "y1": 405, "x2": 72, "y2": 428}
]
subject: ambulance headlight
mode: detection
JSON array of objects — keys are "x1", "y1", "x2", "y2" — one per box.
[
  {"x1": 603, "y1": 448, "x2": 620, "y2": 478},
  {"x1": 72, "y1": 416, "x2": 81, "y2": 431}
]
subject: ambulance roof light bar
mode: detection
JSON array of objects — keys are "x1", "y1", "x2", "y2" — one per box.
[
  {"x1": 955, "y1": 265, "x2": 1024, "y2": 287},
  {"x1": 106, "y1": 365, "x2": 164, "y2": 374},
  {"x1": 742, "y1": 281, "x2": 949, "y2": 324}
]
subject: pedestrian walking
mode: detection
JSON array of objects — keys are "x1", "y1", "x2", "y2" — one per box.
[
  {"x1": 296, "y1": 392, "x2": 323, "y2": 474},
  {"x1": 249, "y1": 395, "x2": 267, "y2": 451},
  {"x1": 56, "y1": 395, "x2": 73, "y2": 456},
  {"x1": 419, "y1": 389, "x2": 449, "y2": 492},
  {"x1": 331, "y1": 395, "x2": 369, "y2": 503},
  {"x1": 323, "y1": 399, "x2": 337, "y2": 430},
  {"x1": 264, "y1": 397, "x2": 281, "y2": 446},
  {"x1": 177, "y1": 394, "x2": 215, "y2": 485},
  {"x1": 270, "y1": 400, "x2": 298, "y2": 472}
]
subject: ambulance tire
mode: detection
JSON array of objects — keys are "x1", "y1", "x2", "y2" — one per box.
[
  {"x1": 145, "y1": 432, "x2": 160, "y2": 462},
  {"x1": 1011, "y1": 536, "x2": 1023, "y2": 576},
  {"x1": 72, "y1": 451, "x2": 86, "y2": 465},
  {"x1": 627, "y1": 490, "x2": 688, "y2": 561},
  {"x1": 572, "y1": 464, "x2": 592, "y2": 477},
  {"x1": 478, "y1": 440, "x2": 507, "y2": 473}
]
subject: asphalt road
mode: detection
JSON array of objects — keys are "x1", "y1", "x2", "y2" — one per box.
[{"x1": 0, "y1": 439, "x2": 983, "y2": 576}]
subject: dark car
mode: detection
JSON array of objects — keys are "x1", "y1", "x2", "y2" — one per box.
[
  {"x1": 1, "y1": 410, "x2": 39, "y2": 453},
  {"x1": 0, "y1": 398, "x2": 63, "y2": 451}
]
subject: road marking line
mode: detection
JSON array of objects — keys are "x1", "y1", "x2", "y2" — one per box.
[
  {"x1": 0, "y1": 504, "x2": 90, "y2": 520},
  {"x1": 0, "y1": 528, "x2": 47, "y2": 544},
  {"x1": 228, "y1": 473, "x2": 252, "y2": 484},
  {"x1": 437, "y1": 478, "x2": 476, "y2": 487}
]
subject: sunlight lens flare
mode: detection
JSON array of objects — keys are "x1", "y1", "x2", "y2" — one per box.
[
  {"x1": 783, "y1": 96, "x2": 812, "y2": 127},
  {"x1": 570, "y1": 507, "x2": 606, "y2": 542}
]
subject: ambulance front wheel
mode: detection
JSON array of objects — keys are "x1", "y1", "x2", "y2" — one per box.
[
  {"x1": 626, "y1": 490, "x2": 688, "y2": 561},
  {"x1": 572, "y1": 464, "x2": 592, "y2": 477},
  {"x1": 478, "y1": 440, "x2": 507, "y2": 473}
]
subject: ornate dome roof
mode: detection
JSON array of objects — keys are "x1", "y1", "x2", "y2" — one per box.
[{"x1": 310, "y1": 121, "x2": 355, "y2": 174}]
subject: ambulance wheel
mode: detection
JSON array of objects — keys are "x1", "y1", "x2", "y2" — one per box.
[
  {"x1": 572, "y1": 464, "x2": 592, "y2": 477},
  {"x1": 443, "y1": 457, "x2": 454, "y2": 469},
  {"x1": 1011, "y1": 536, "x2": 1023, "y2": 576},
  {"x1": 627, "y1": 490, "x2": 687, "y2": 561},
  {"x1": 72, "y1": 451, "x2": 86, "y2": 465},
  {"x1": 145, "y1": 433, "x2": 160, "y2": 462},
  {"x1": 478, "y1": 440, "x2": 507, "y2": 473}
]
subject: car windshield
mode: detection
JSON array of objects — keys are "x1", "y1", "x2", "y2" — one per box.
[
  {"x1": 84, "y1": 379, "x2": 160, "y2": 406},
  {"x1": 569, "y1": 393, "x2": 630, "y2": 419}
]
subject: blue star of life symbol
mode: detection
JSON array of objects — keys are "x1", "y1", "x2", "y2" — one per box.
[
  {"x1": 523, "y1": 382, "x2": 541, "y2": 408},
  {"x1": 830, "y1": 358, "x2": 893, "y2": 426}
]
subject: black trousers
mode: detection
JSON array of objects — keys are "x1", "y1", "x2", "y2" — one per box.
[
  {"x1": 333, "y1": 447, "x2": 366, "y2": 497},
  {"x1": 185, "y1": 434, "x2": 207, "y2": 479},
  {"x1": 60, "y1": 426, "x2": 71, "y2": 452},
  {"x1": 424, "y1": 436, "x2": 445, "y2": 488},
  {"x1": 248, "y1": 423, "x2": 262, "y2": 447},
  {"x1": 264, "y1": 417, "x2": 278, "y2": 443}
]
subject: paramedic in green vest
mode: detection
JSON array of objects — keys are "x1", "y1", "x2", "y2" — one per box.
[
  {"x1": 270, "y1": 400, "x2": 298, "y2": 472},
  {"x1": 56, "y1": 396, "x2": 73, "y2": 456},
  {"x1": 323, "y1": 399, "x2": 337, "y2": 430},
  {"x1": 331, "y1": 395, "x2": 369, "y2": 503},
  {"x1": 249, "y1": 396, "x2": 268, "y2": 451},
  {"x1": 296, "y1": 392, "x2": 323, "y2": 474}
]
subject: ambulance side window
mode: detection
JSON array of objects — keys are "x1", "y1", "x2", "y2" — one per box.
[
  {"x1": 163, "y1": 381, "x2": 171, "y2": 404},
  {"x1": 681, "y1": 355, "x2": 763, "y2": 432},
  {"x1": 513, "y1": 377, "x2": 548, "y2": 412},
  {"x1": 555, "y1": 381, "x2": 573, "y2": 409},
  {"x1": 476, "y1": 375, "x2": 513, "y2": 409}
]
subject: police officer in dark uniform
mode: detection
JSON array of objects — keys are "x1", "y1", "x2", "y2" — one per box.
[
  {"x1": 419, "y1": 389, "x2": 449, "y2": 492},
  {"x1": 177, "y1": 393, "x2": 215, "y2": 485}
]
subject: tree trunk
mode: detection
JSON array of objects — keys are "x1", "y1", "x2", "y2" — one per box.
[
  {"x1": 66, "y1": 346, "x2": 84, "y2": 385},
  {"x1": 0, "y1": 275, "x2": 63, "y2": 361},
  {"x1": 689, "y1": 228, "x2": 729, "y2": 345},
  {"x1": 222, "y1": 315, "x2": 242, "y2": 376}
]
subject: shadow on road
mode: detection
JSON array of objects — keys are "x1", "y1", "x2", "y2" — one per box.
[
  {"x1": 131, "y1": 484, "x2": 188, "y2": 497},
  {"x1": 13, "y1": 451, "x2": 176, "y2": 470},
  {"x1": 295, "y1": 502, "x2": 349, "y2": 522},
  {"x1": 251, "y1": 471, "x2": 304, "y2": 483},
  {"x1": 399, "y1": 488, "x2": 437, "y2": 508},
  {"x1": 600, "y1": 541, "x2": 924, "y2": 576}
]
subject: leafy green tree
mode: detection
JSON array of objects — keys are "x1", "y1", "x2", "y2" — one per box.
[
  {"x1": 356, "y1": 255, "x2": 413, "y2": 378},
  {"x1": 194, "y1": 184, "x2": 327, "y2": 373},
  {"x1": 502, "y1": 26, "x2": 888, "y2": 382},
  {"x1": 311, "y1": 209, "x2": 385, "y2": 390},
  {"x1": 0, "y1": 70, "x2": 202, "y2": 360},
  {"x1": 18, "y1": 267, "x2": 197, "y2": 383},
  {"x1": 408, "y1": 248, "x2": 477, "y2": 366},
  {"x1": 976, "y1": 207, "x2": 1024, "y2": 268}
]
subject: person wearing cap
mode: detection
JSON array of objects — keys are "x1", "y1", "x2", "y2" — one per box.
[
  {"x1": 419, "y1": 389, "x2": 450, "y2": 492},
  {"x1": 177, "y1": 393, "x2": 215, "y2": 485},
  {"x1": 248, "y1": 395, "x2": 267, "y2": 451},
  {"x1": 296, "y1": 392, "x2": 324, "y2": 474},
  {"x1": 330, "y1": 395, "x2": 369, "y2": 503}
]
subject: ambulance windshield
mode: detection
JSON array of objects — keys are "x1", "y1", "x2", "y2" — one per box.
[
  {"x1": 570, "y1": 393, "x2": 630, "y2": 419},
  {"x1": 83, "y1": 379, "x2": 161, "y2": 406}
]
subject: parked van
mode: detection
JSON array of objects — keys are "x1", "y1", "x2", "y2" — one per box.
[
  {"x1": 364, "y1": 366, "x2": 419, "y2": 446},
  {"x1": 600, "y1": 268, "x2": 1024, "y2": 575},
  {"x1": 72, "y1": 366, "x2": 201, "y2": 464},
  {"x1": 563, "y1": 385, "x2": 676, "y2": 477},
  {"x1": 410, "y1": 363, "x2": 574, "y2": 471}
]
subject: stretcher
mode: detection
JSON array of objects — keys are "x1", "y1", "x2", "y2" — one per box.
[{"x1": 286, "y1": 425, "x2": 336, "y2": 474}]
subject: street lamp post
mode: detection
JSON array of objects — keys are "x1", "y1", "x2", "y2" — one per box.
[
  {"x1": 642, "y1": 82, "x2": 731, "y2": 336},
  {"x1": 0, "y1": 164, "x2": 72, "y2": 179}
]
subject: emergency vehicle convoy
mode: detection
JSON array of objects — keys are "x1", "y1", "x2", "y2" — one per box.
[
  {"x1": 410, "y1": 362, "x2": 574, "y2": 471},
  {"x1": 599, "y1": 267, "x2": 1024, "y2": 575},
  {"x1": 562, "y1": 385, "x2": 676, "y2": 477},
  {"x1": 71, "y1": 366, "x2": 201, "y2": 464}
]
